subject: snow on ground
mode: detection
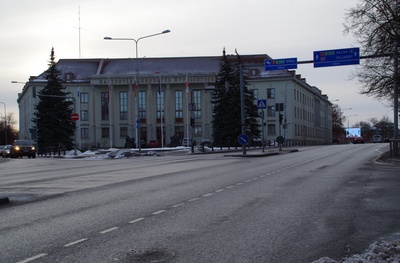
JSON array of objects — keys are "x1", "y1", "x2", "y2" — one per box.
[
  {"x1": 62, "y1": 147, "x2": 193, "y2": 160},
  {"x1": 312, "y1": 239, "x2": 400, "y2": 262}
]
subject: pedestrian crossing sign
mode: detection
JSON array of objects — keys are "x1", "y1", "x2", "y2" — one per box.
[{"x1": 257, "y1": 99, "x2": 267, "y2": 109}]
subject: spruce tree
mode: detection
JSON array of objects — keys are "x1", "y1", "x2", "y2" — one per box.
[
  {"x1": 212, "y1": 49, "x2": 260, "y2": 147},
  {"x1": 33, "y1": 48, "x2": 75, "y2": 152}
]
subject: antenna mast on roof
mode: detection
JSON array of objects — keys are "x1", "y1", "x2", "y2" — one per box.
[{"x1": 74, "y1": 5, "x2": 86, "y2": 58}]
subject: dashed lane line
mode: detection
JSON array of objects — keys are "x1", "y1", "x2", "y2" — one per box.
[
  {"x1": 64, "y1": 238, "x2": 88, "y2": 247},
  {"x1": 152, "y1": 210, "x2": 167, "y2": 215},
  {"x1": 172, "y1": 203, "x2": 185, "y2": 208},
  {"x1": 129, "y1": 217, "x2": 145, "y2": 224},
  {"x1": 99, "y1": 227, "x2": 119, "y2": 234},
  {"x1": 16, "y1": 253, "x2": 48, "y2": 263}
]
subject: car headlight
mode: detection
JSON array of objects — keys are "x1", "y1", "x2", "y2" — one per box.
[
  {"x1": 31, "y1": 147, "x2": 35, "y2": 150},
  {"x1": 15, "y1": 146, "x2": 20, "y2": 151}
]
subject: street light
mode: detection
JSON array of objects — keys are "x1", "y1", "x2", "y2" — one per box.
[
  {"x1": 0, "y1": 102, "x2": 7, "y2": 145},
  {"x1": 104, "y1": 29, "x2": 171, "y2": 153}
]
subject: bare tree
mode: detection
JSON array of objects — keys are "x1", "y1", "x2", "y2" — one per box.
[
  {"x1": 332, "y1": 104, "x2": 347, "y2": 142},
  {"x1": 344, "y1": 0, "x2": 400, "y2": 101}
]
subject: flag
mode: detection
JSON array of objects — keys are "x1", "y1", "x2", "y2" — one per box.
[
  {"x1": 133, "y1": 80, "x2": 137, "y2": 97},
  {"x1": 77, "y1": 86, "x2": 80, "y2": 97},
  {"x1": 158, "y1": 74, "x2": 161, "y2": 94},
  {"x1": 185, "y1": 74, "x2": 189, "y2": 95}
]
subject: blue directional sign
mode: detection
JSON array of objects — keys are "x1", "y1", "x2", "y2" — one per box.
[
  {"x1": 264, "y1": 58, "x2": 297, "y2": 71},
  {"x1": 257, "y1": 99, "x2": 267, "y2": 109},
  {"x1": 314, "y1": 47, "x2": 360, "y2": 68},
  {"x1": 238, "y1": 134, "x2": 249, "y2": 145}
]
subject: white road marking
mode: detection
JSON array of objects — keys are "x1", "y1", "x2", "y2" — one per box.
[
  {"x1": 129, "y1": 217, "x2": 145, "y2": 224},
  {"x1": 99, "y1": 227, "x2": 119, "y2": 234},
  {"x1": 64, "y1": 238, "x2": 88, "y2": 247},
  {"x1": 226, "y1": 185, "x2": 234, "y2": 189},
  {"x1": 16, "y1": 253, "x2": 47, "y2": 263},
  {"x1": 188, "y1": 198, "x2": 200, "y2": 202},
  {"x1": 203, "y1": 193, "x2": 213, "y2": 197},
  {"x1": 215, "y1": 189, "x2": 225, "y2": 192},
  {"x1": 152, "y1": 210, "x2": 167, "y2": 215},
  {"x1": 172, "y1": 203, "x2": 185, "y2": 208}
]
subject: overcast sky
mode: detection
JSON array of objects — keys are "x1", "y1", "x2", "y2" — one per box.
[{"x1": 0, "y1": 0, "x2": 395, "y2": 129}]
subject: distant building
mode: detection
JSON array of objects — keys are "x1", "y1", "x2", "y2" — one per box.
[{"x1": 17, "y1": 55, "x2": 333, "y2": 149}]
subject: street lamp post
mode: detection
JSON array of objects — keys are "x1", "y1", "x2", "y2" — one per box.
[
  {"x1": 0, "y1": 102, "x2": 7, "y2": 145},
  {"x1": 104, "y1": 29, "x2": 171, "y2": 154}
]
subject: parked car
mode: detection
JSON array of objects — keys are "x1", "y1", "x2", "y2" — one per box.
[
  {"x1": 147, "y1": 139, "x2": 160, "y2": 148},
  {"x1": 10, "y1": 140, "x2": 36, "y2": 158},
  {"x1": 1, "y1": 145, "x2": 12, "y2": 158},
  {"x1": 353, "y1": 136, "x2": 364, "y2": 144}
]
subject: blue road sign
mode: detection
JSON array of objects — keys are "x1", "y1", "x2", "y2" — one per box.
[
  {"x1": 238, "y1": 134, "x2": 249, "y2": 145},
  {"x1": 264, "y1": 58, "x2": 297, "y2": 71},
  {"x1": 314, "y1": 47, "x2": 360, "y2": 68},
  {"x1": 257, "y1": 99, "x2": 267, "y2": 109}
]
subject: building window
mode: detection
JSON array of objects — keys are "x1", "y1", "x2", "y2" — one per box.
[
  {"x1": 102, "y1": 127, "x2": 109, "y2": 138},
  {"x1": 157, "y1": 91, "x2": 164, "y2": 122},
  {"x1": 120, "y1": 91, "x2": 128, "y2": 120},
  {"x1": 267, "y1": 106, "x2": 275, "y2": 117},
  {"x1": 267, "y1": 124, "x2": 276, "y2": 136},
  {"x1": 81, "y1": 110, "x2": 88, "y2": 121},
  {"x1": 120, "y1": 127, "x2": 128, "y2": 138},
  {"x1": 101, "y1": 92, "x2": 109, "y2": 120},
  {"x1": 193, "y1": 90, "x2": 201, "y2": 119},
  {"x1": 81, "y1": 128, "x2": 89, "y2": 139},
  {"x1": 267, "y1": 88, "x2": 275, "y2": 99},
  {"x1": 138, "y1": 91, "x2": 146, "y2": 121},
  {"x1": 80, "y1": 93, "x2": 89, "y2": 104},
  {"x1": 175, "y1": 90, "x2": 183, "y2": 122}
]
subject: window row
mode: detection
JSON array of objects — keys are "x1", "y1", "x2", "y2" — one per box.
[{"x1": 79, "y1": 90, "x2": 202, "y2": 122}]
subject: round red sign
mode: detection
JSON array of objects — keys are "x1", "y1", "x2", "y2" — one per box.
[{"x1": 71, "y1": 113, "x2": 79, "y2": 121}]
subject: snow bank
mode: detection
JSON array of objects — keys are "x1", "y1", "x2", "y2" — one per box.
[{"x1": 312, "y1": 240, "x2": 400, "y2": 263}]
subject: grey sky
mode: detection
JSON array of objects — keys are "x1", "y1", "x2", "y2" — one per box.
[{"x1": 0, "y1": 0, "x2": 394, "y2": 128}]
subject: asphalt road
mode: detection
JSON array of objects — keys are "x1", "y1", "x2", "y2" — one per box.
[{"x1": 0, "y1": 144, "x2": 399, "y2": 263}]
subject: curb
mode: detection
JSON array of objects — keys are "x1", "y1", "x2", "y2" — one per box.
[{"x1": 224, "y1": 149, "x2": 299, "y2": 157}]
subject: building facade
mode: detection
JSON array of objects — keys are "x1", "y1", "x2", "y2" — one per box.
[{"x1": 17, "y1": 55, "x2": 333, "y2": 149}]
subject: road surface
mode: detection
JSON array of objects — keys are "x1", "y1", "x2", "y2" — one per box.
[{"x1": 0, "y1": 144, "x2": 399, "y2": 262}]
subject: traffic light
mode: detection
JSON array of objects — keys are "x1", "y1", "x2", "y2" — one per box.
[
  {"x1": 190, "y1": 118, "x2": 195, "y2": 128},
  {"x1": 279, "y1": 114, "x2": 283, "y2": 125}
]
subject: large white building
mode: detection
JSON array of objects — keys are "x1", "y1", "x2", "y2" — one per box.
[{"x1": 17, "y1": 54, "x2": 333, "y2": 149}]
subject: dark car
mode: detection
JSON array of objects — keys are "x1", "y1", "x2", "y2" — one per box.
[
  {"x1": 10, "y1": 140, "x2": 36, "y2": 158},
  {"x1": 352, "y1": 136, "x2": 364, "y2": 144},
  {"x1": 1, "y1": 145, "x2": 12, "y2": 158}
]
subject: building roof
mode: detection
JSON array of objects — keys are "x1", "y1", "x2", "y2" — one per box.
[{"x1": 33, "y1": 54, "x2": 272, "y2": 82}]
